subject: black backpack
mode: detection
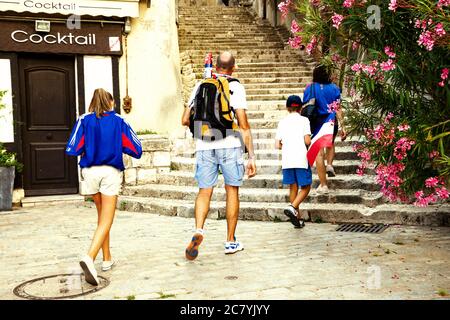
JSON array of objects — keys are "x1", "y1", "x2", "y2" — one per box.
[{"x1": 189, "y1": 77, "x2": 241, "y2": 141}]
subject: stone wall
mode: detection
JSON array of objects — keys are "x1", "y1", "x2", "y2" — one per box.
[
  {"x1": 122, "y1": 135, "x2": 172, "y2": 186},
  {"x1": 119, "y1": 1, "x2": 183, "y2": 134}
]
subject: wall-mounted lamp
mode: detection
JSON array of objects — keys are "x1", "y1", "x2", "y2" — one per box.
[
  {"x1": 122, "y1": 95, "x2": 132, "y2": 113},
  {"x1": 124, "y1": 17, "x2": 132, "y2": 34},
  {"x1": 35, "y1": 20, "x2": 51, "y2": 33}
]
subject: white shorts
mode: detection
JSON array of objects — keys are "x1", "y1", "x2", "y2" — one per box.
[{"x1": 81, "y1": 166, "x2": 123, "y2": 196}]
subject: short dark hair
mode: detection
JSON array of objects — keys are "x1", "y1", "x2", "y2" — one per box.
[
  {"x1": 313, "y1": 65, "x2": 332, "y2": 84},
  {"x1": 216, "y1": 53, "x2": 235, "y2": 71}
]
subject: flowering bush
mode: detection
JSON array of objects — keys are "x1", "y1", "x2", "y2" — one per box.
[
  {"x1": 0, "y1": 91, "x2": 22, "y2": 172},
  {"x1": 281, "y1": 0, "x2": 449, "y2": 206}
]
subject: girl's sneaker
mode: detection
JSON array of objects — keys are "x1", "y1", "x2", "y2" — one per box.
[
  {"x1": 102, "y1": 260, "x2": 115, "y2": 271},
  {"x1": 284, "y1": 205, "x2": 301, "y2": 228},
  {"x1": 79, "y1": 255, "x2": 99, "y2": 286},
  {"x1": 225, "y1": 239, "x2": 244, "y2": 254},
  {"x1": 326, "y1": 165, "x2": 336, "y2": 177}
]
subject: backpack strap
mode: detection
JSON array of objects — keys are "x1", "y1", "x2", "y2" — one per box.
[{"x1": 227, "y1": 78, "x2": 240, "y2": 95}]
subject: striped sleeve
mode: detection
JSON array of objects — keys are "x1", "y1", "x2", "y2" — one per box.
[
  {"x1": 121, "y1": 118, "x2": 142, "y2": 159},
  {"x1": 66, "y1": 115, "x2": 86, "y2": 156}
]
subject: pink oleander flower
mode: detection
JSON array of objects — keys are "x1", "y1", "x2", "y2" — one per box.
[
  {"x1": 372, "y1": 124, "x2": 385, "y2": 141},
  {"x1": 351, "y1": 63, "x2": 362, "y2": 72},
  {"x1": 309, "y1": 0, "x2": 321, "y2": 7},
  {"x1": 291, "y1": 20, "x2": 301, "y2": 34},
  {"x1": 278, "y1": 0, "x2": 292, "y2": 19},
  {"x1": 437, "y1": 0, "x2": 450, "y2": 8},
  {"x1": 384, "y1": 46, "x2": 396, "y2": 58},
  {"x1": 362, "y1": 64, "x2": 377, "y2": 76},
  {"x1": 385, "y1": 112, "x2": 394, "y2": 123},
  {"x1": 435, "y1": 23, "x2": 446, "y2": 37},
  {"x1": 441, "y1": 68, "x2": 449, "y2": 80},
  {"x1": 306, "y1": 36, "x2": 318, "y2": 55},
  {"x1": 380, "y1": 59, "x2": 396, "y2": 72},
  {"x1": 417, "y1": 30, "x2": 435, "y2": 51},
  {"x1": 436, "y1": 187, "x2": 450, "y2": 199},
  {"x1": 397, "y1": 124, "x2": 410, "y2": 132},
  {"x1": 388, "y1": 0, "x2": 397, "y2": 12},
  {"x1": 429, "y1": 150, "x2": 440, "y2": 159},
  {"x1": 414, "y1": 195, "x2": 436, "y2": 207},
  {"x1": 327, "y1": 100, "x2": 341, "y2": 113},
  {"x1": 352, "y1": 41, "x2": 360, "y2": 51},
  {"x1": 438, "y1": 68, "x2": 449, "y2": 87},
  {"x1": 425, "y1": 177, "x2": 440, "y2": 188},
  {"x1": 415, "y1": 190, "x2": 424, "y2": 199},
  {"x1": 358, "y1": 148, "x2": 371, "y2": 161},
  {"x1": 343, "y1": 0, "x2": 355, "y2": 8},
  {"x1": 288, "y1": 36, "x2": 302, "y2": 49},
  {"x1": 331, "y1": 13, "x2": 344, "y2": 29},
  {"x1": 394, "y1": 137, "x2": 415, "y2": 161}
]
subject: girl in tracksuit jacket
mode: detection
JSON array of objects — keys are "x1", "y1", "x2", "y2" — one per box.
[{"x1": 66, "y1": 88, "x2": 142, "y2": 286}]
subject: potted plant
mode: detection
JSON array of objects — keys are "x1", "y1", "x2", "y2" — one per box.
[{"x1": 0, "y1": 90, "x2": 22, "y2": 211}]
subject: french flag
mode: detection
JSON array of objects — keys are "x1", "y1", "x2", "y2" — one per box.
[{"x1": 307, "y1": 113, "x2": 336, "y2": 167}]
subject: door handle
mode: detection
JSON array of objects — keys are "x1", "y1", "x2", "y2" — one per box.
[{"x1": 46, "y1": 133, "x2": 53, "y2": 140}]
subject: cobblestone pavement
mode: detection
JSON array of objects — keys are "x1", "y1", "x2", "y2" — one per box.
[{"x1": 1, "y1": 204, "x2": 449, "y2": 300}]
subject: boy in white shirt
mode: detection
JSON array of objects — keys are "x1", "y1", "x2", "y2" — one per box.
[{"x1": 275, "y1": 95, "x2": 312, "y2": 228}]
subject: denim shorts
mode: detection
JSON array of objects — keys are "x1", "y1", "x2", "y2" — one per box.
[
  {"x1": 282, "y1": 167, "x2": 312, "y2": 187},
  {"x1": 195, "y1": 147, "x2": 245, "y2": 188}
]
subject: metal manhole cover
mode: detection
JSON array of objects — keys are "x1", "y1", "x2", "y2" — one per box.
[
  {"x1": 13, "y1": 274, "x2": 109, "y2": 300},
  {"x1": 336, "y1": 223, "x2": 389, "y2": 234}
]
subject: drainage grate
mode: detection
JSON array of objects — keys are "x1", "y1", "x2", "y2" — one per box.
[
  {"x1": 336, "y1": 223, "x2": 389, "y2": 234},
  {"x1": 13, "y1": 274, "x2": 110, "y2": 300}
]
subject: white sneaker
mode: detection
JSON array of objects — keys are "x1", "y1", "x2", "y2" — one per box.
[
  {"x1": 79, "y1": 255, "x2": 99, "y2": 286},
  {"x1": 102, "y1": 260, "x2": 115, "y2": 271},
  {"x1": 316, "y1": 185, "x2": 330, "y2": 194},
  {"x1": 225, "y1": 240, "x2": 244, "y2": 254}
]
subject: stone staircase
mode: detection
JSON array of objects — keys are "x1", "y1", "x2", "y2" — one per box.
[{"x1": 119, "y1": 5, "x2": 450, "y2": 226}]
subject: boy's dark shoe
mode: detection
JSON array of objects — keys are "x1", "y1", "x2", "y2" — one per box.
[{"x1": 284, "y1": 205, "x2": 302, "y2": 228}]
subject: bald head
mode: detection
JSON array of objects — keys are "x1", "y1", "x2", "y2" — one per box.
[{"x1": 216, "y1": 51, "x2": 236, "y2": 74}]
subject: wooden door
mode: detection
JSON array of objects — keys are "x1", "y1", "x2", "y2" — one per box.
[{"x1": 19, "y1": 55, "x2": 78, "y2": 196}]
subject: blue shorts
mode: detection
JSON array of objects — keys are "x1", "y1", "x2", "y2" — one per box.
[
  {"x1": 195, "y1": 147, "x2": 245, "y2": 189},
  {"x1": 282, "y1": 167, "x2": 312, "y2": 187}
]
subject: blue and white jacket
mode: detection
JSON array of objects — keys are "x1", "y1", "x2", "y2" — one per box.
[{"x1": 66, "y1": 111, "x2": 142, "y2": 171}]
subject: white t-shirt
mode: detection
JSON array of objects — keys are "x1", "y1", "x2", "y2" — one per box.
[
  {"x1": 187, "y1": 77, "x2": 248, "y2": 151},
  {"x1": 275, "y1": 113, "x2": 311, "y2": 169}
]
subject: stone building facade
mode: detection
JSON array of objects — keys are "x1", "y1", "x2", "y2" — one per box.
[{"x1": 0, "y1": 0, "x2": 182, "y2": 200}]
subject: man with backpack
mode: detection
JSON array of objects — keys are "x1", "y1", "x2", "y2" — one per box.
[{"x1": 181, "y1": 51, "x2": 256, "y2": 260}]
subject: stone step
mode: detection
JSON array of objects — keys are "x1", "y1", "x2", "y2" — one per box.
[
  {"x1": 123, "y1": 184, "x2": 385, "y2": 207},
  {"x1": 246, "y1": 110, "x2": 286, "y2": 119},
  {"x1": 184, "y1": 49, "x2": 303, "y2": 56},
  {"x1": 245, "y1": 87, "x2": 307, "y2": 96},
  {"x1": 170, "y1": 157, "x2": 365, "y2": 175},
  {"x1": 193, "y1": 66, "x2": 311, "y2": 74},
  {"x1": 186, "y1": 55, "x2": 305, "y2": 64},
  {"x1": 251, "y1": 136, "x2": 363, "y2": 148},
  {"x1": 179, "y1": 33, "x2": 281, "y2": 39},
  {"x1": 180, "y1": 45, "x2": 285, "y2": 51},
  {"x1": 240, "y1": 77, "x2": 311, "y2": 84},
  {"x1": 242, "y1": 82, "x2": 310, "y2": 89},
  {"x1": 179, "y1": 146, "x2": 359, "y2": 161},
  {"x1": 247, "y1": 94, "x2": 303, "y2": 101},
  {"x1": 133, "y1": 171, "x2": 379, "y2": 191},
  {"x1": 117, "y1": 195, "x2": 450, "y2": 226}
]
